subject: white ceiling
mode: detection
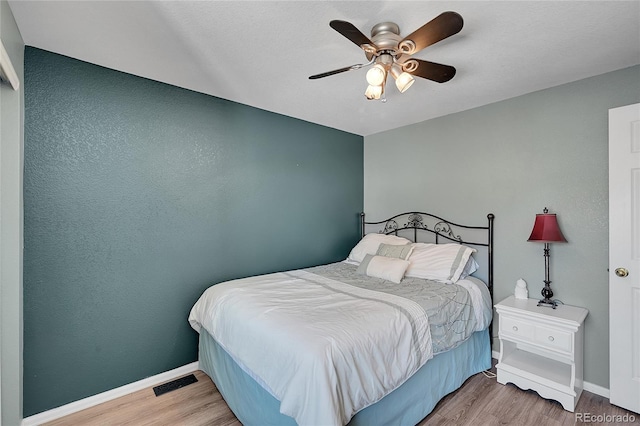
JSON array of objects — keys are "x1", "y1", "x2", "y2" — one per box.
[{"x1": 8, "y1": 1, "x2": 640, "y2": 136}]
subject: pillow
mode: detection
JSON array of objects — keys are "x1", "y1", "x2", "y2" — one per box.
[
  {"x1": 356, "y1": 254, "x2": 410, "y2": 284},
  {"x1": 347, "y1": 233, "x2": 412, "y2": 264},
  {"x1": 459, "y1": 256, "x2": 479, "y2": 280},
  {"x1": 405, "y1": 243, "x2": 477, "y2": 283},
  {"x1": 376, "y1": 242, "x2": 414, "y2": 260}
]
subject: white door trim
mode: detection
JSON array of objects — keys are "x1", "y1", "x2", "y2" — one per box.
[{"x1": 609, "y1": 102, "x2": 640, "y2": 414}]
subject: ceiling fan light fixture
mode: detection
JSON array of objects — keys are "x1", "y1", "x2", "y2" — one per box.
[
  {"x1": 396, "y1": 72, "x2": 415, "y2": 93},
  {"x1": 365, "y1": 84, "x2": 383, "y2": 100},
  {"x1": 390, "y1": 64, "x2": 415, "y2": 93},
  {"x1": 366, "y1": 64, "x2": 386, "y2": 86}
]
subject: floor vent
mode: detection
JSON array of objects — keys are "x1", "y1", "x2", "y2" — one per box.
[{"x1": 153, "y1": 373, "x2": 198, "y2": 397}]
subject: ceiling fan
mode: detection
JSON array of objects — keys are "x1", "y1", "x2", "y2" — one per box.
[{"x1": 309, "y1": 11, "x2": 464, "y2": 101}]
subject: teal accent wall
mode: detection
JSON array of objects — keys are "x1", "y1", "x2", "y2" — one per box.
[
  {"x1": 23, "y1": 47, "x2": 363, "y2": 416},
  {"x1": 364, "y1": 65, "x2": 640, "y2": 389}
]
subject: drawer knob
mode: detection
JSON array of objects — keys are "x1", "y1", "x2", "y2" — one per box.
[
  {"x1": 512, "y1": 326, "x2": 518, "y2": 332},
  {"x1": 548, "y1": 336, "x2": 554, "y2": 342}
]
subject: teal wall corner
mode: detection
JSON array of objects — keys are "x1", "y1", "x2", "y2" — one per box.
[{"x1": 23, "y1": 47, "x2": 363, "y2": 416}]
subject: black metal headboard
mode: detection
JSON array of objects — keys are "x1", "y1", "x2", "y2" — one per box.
[{"x1": 360, "y1": 211, "x2": 495, "y2": 297}]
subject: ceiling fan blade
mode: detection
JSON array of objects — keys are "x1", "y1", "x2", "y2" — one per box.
[
  {"x1": 329, "y1": 20, "x2": 378, "y2": 52},
  {"x1": 309, "y1": 64, "x2": 363, "y2": 80},
  {"x1": 405, "y1": 59, "x2": 457, "y2": 83},
  {"x1": 399, "y1": 11, "x2": 463, "y2": 55}
]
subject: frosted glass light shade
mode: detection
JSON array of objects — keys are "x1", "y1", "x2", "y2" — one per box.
[
  {"x1": 366, "y1": 65, "x2": 386, "y2": 86},
  {"x1": 395, "y1": 72, "x2": 415, "y2": 93},
  {"x1": 365, "y1": 84, "x2": 383, "y2": 100}
]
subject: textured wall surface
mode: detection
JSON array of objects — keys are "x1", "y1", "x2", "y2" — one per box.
[
  {"x1": 364, "y1": 65, "x2": 640, "y2": 389},
  {"x1": 23, "y1": 47, "x2": 363, "y2": 416}
]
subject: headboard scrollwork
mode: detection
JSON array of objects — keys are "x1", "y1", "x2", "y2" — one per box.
[{"x1": 360, "y1": 211, "x2": 495, "y2": 297}]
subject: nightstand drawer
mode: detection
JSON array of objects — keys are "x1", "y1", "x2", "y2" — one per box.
[
  {"x1": 534, "y1": 325, "x2": 572, "y2": 353},
  {"x1": 500, "y1": 316, "x2": 535, "y2": 340}
]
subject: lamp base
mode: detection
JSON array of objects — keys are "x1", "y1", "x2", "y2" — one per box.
[
  {"x1": 537, "y1": 298, "x2": 558, "y2": 309},
  {"x1": 538, "y1": 282, "x2": 556, "y2": 308}
]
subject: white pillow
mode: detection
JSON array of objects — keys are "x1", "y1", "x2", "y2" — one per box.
[
  {"x1": 356, "y1": 254, "x2": 410, "y2": 284},
  {"x1": 347, "y1": 233, "x2": 412, "y2": 264},
  {"x1": 405, "y1": 243, "x2": 477, "y2": 283},
  {"x1": 459, "y1": 256, "x2": 479, "y2": 280}
]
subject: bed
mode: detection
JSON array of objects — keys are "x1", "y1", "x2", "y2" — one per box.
[{"x1": 189, "y1": 211, "x2": 495, "y2": 425}]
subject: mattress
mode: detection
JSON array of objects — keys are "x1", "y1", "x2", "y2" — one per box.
[{"x1": 189, "y1": 261, "x2": 492, "y2": 425}]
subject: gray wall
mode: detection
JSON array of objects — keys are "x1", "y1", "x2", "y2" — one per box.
[
  {"x1": 364, "y1": 65, "x2": 640, "y2": 389},
  {"x1": 23, "y1": 47, "x2": 363, "y2": 416},
  {"x1": 0, "y1": 1, "x2": 24, "y2": 424}
]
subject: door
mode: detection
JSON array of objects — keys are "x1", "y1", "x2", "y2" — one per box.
[{"x1": 610, "y1": 103, "x2": 640, "y2": 413}]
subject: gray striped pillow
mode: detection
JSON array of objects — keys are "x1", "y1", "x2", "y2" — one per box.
[{"x1": 376, "y1": 243, "x2": 414, "y2": 260}]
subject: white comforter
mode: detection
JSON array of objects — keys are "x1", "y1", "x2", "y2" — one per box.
[{"x1": 188, "y1": 269, "x2": 433, "y2": 426}]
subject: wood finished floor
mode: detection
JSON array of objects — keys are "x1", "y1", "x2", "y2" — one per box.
[{"x1": 45, "y1": 365, "x2": 638, "y2": 426}]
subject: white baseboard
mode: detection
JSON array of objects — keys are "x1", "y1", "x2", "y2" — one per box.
[
  {"x1": 491, "y1": 353, "x2": 609, "y2": 399},
  {"x1": 21, "y1": 361, "x2": 199, "y2": 426},
  {"x1": 583, "y1": 381, "x2": 610, "y2": 398}
]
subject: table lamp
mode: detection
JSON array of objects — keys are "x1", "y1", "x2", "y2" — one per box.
[{"x1": 528, "y1": 207, "x2": 567, "y2": 308}]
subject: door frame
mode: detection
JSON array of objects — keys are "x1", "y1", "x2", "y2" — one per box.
[{"x1": 609, "y1": 102, "x2": 640, "y2": 414}]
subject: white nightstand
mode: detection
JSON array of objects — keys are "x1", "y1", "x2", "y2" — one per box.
[{"x1": 495, "y1": 296, "x2": 588, "y2": 412}]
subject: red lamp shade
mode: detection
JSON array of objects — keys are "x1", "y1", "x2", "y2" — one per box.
[{"x1": 528, "y1": 209, "x2": 567, "y2": 243}]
